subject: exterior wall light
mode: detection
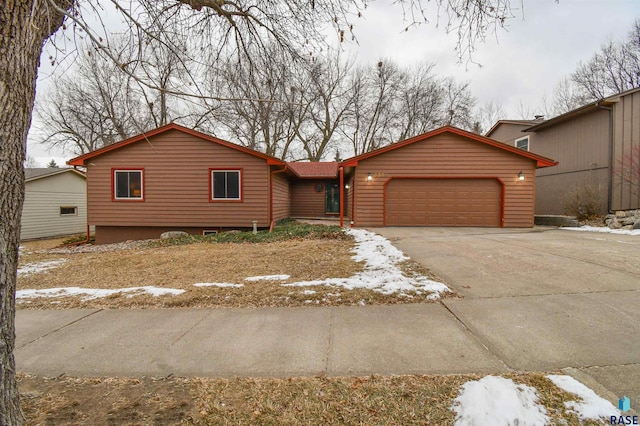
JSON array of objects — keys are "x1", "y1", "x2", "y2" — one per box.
[
  {"x1": 345, "y1": 183, "x2": 350, "y2": 189},
  {"x1": 367, "y1": 172, "x2": 373, "y2": 181},
  {"x1": 518, "y1": 171, "x2": 525, "y2": 181}
]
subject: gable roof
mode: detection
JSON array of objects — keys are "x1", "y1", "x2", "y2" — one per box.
[
  {"x1": 67, "y1": 123, "x2": 285, "y2": 167},
  {"x1": 485, "y1": 119, "x2": 541, "y2": 138},
  {"x1": 341, "y1": 125, "x2": 557, "y2": 168},
  {"x1": 25, "y1": 168, "x2": 85, "y2": 182},
  {"x1": 524, "y1": 86, "x2": 640, "y2": 132},
  {"x1": 287, "y1": 161, "x2": 339, "y2": 178}
]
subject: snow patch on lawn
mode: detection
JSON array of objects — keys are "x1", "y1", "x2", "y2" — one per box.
[
  {"x1": 18, "y1": 259, "x2": 66, "y2": 276},
  {"x1": 562, "y1": 226, "x2": 640, "y2": 236},
  {"x1": 283, "y1": 228, "x2": 450, "y2": 297},
  {"x1": 452, "y1": 376, "x2": 549, "y2": 426},
  {"x1": 546, "y1": 374, "x2": 619, "y2": 420},
  {"x1": 194, "y1": 282, "x2": 244, "y2": 288},
  {"x1": 245, "y1": 274, "x2": 290, "y2": 282},
  {"x1": 17, "y1": 286, "x2": 184, "y2": 301}
]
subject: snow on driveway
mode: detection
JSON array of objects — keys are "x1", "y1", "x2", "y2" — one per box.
[
  {"x1": 562, "y1": 226, "x2": 640, "y2": 236},
  {"x1": 282, "y1": 228, "x2": 450, "y2": 298}
]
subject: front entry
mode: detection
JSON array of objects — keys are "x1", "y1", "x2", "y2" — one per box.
[{"x1": 325, "y1": 181, "x2": 340, "y2": 213}]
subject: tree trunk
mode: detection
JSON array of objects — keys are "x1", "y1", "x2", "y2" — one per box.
[{"x1": 0, "y1": 3, "x2": 67, "y2": 424}]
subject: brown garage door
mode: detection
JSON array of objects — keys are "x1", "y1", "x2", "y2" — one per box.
[{"x1": 385, "y1": 178, "x2": 502, "y2": 226}]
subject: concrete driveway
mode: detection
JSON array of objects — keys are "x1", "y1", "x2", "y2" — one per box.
[{"x1": 373, "y1": 226, "x2": 640, "y2": 408}]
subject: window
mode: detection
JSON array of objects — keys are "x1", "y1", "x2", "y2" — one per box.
[
  {"x1": 515, "y1": 136, "x2": 529, "y2": 151},
  {"x1": 60, "y1": 206, "x2": 77, "y2": 216},
  {"x1": 113, "y1": 169, "x2": 143, "y2": 200},
  {"x1": 211, "y1": 169, "x2": 241, "y2": 200}
]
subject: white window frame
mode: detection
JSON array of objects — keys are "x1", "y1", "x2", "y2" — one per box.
[
  {"x1": 515, "y1": 136, "x2": 530, "y2": 151},
  {"x1": 210, "y1": 169, "x2": 242, "y2": 201},
  {"x1": 113, "y1": 169, "x2": 144, "y2": 200}
]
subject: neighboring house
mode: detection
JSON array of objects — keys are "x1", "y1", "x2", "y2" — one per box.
[
  {"x1": 487, "y1": 87, "x2": 640, "y2": 214},
  {"x1": 21, "y1": 168, "x2": 87, "y2": 240},
  {"x1": 68, "y1": 123, "x2": 556, "y2": 244}
]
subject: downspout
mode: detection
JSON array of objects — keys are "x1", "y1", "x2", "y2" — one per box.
[
  {"x1": 339, "y1": 166, "x2": 344, "y2": 227},
  {"x1": 597, "y1": 102, "x2": 614, "y2": 213},
  {"x1": 269, "y1": 164, "x2": 288, "y2": 232}
]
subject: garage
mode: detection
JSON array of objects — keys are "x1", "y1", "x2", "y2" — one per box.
[
  {"x1": 341, "y1": 126, "x2": 558, "y2": 228},
  {"x1": 385, "y1": 178, "x2": 502, "y2": 226}
]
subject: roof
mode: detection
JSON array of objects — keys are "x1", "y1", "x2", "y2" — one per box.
[
  {"x1": 67, "y1": 123, "x2": 285, "y2": 167},
  {"x1": 341, "y1": 125, "x2": 558, "y2": 168},
  {"x1": 485, "y1": 119, "x2": 541, "y2": 137},
  {"x1": 287, "y1": 161, "x2": 339, "y2": 178},
  {"x1": 25, "y1": 168, "x2": 85, "y2": 182},
  {"x1": 524, "y1": 86, "x2": 640, "y2": 132}
]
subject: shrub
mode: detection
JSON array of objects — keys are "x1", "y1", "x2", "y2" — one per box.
[{"x1": 563, "y1": 183, "x2": 605, "y2": 220}]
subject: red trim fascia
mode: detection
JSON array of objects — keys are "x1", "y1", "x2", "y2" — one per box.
[
  {"x1": 67, "y1": 123, "x2": 285, "y2": 167},
  {"x1": 339, "y1": 167, "x2": 344, "y2": 227},
  {"x1": 340, "y1": 126, "x2": 558, "y2": 168},
  {"x1": 381, "y1": 176, "x2": 505, "y2": 228},
  {"x1": 269, "y1": 164, "x2": 288, "y2": 225},
  {"x1": 209, "y1": 168, "x2": 244, "y2": 202},
  {"x1": 111, "y1": 168, "x2": 145, "y2": 202}
]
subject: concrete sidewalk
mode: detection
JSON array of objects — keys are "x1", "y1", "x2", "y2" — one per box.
[{"x1": 15, "y1": 304, "x2": 507, "y2": 378}]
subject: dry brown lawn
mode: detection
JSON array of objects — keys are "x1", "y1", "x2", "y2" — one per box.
[
  {"x1": 18, "y1": 236, "x2": 448, "y2": 309},
  {"x1": 17, "y1": 372, "x2": 601, "y2": 425}
]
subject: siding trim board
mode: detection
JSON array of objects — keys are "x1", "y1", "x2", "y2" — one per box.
[{"x1": 382, "y1": 176, "x2": 506, "y2": 227}]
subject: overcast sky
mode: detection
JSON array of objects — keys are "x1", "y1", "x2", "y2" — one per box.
[{"x1": 28, "y1": 0, "x2": 640, "y2": 166}]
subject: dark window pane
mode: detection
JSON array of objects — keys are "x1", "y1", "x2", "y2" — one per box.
[
  {"x1": 227, "y1": 171, "x2": 240, "y2": 199},
  {"x1": 129, "y1": 172, "x2": 142, "y2": 198},
  {"x1": 116, "y1": 172, "x2": 129, "y2": 198},
  {"x1": 60, "y1": 207, "x2": 77, "y2": 215},
  {"x1": 213, "y1": 172, "x2": 226, "y2": 198}
]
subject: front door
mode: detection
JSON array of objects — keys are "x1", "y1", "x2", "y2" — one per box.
[{"x1": 325, "y1": 181, "x2": 340, "y2": 214}]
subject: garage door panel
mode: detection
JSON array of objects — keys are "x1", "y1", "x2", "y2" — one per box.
[{"x1": 385, "y1": 178, "x2": 501, "y2": 227}]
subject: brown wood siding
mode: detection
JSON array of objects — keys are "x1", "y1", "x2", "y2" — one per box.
[
  {"x1": 526, "y1": 109, "x2": 610, "y2": 214},
  {"x1": 612, "y1": 90, "x2": 640, "y2": 210},
  {"x1": 86, "y1": 129, "x2": 271, "y2": 229},
  {"x1": 532, "y1": 109, "x2": 610, "y2": 178},
  {"x1": 353, "y1": 133, "x2": 536, "y2": 227},
  {"x1": 386, "y1": 178, "x2": 501, "y2": 226},
  {"x1": 290, "y1": 180, "x2": 332, "y2": 217},
  {"x1": 271, "y1": 172, "x2": 290, "y2": 221},
  {"x1": 346, "y1": 176, "x2": 354, "y2": 222},
  {"x1": 489, "y1": 124, "x2": 534, "y2": 149}
]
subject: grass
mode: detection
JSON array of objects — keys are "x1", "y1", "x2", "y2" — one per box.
[
  {"x1": 17, "y1": 372, "x2": 605, "y2": 425},
  {"x1": 147, "y1": 219, "x2": 347, "y2": 246},
  {"x1": 17, "y1": 221, "x2": 449, "y2": 309}
]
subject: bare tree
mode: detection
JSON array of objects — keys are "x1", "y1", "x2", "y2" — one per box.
[
  {"x1": 395, "y1": 62, "x2": 445, "y2": 141},
  {"x1": 1, "y1": 1, "x2": 527, "y2": 422},
  {"x1": 572, "y1": 19, "x2": 640, "y2": 99},
  {"x1": 472, "y1": 100, "x2": 505, "y2": 134},
  {"x1": 36, "y1": 36, "x2": 196, "y2": 155},
  {"x1": 615, "y1": 145, "x2": 640, "y2": 198},
  {"x1": 294, "y1": 53, "x2": 358, "y2": 161},
  {"x1": 213, "y1": 46, "x2": 302, "y2": 159}
]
